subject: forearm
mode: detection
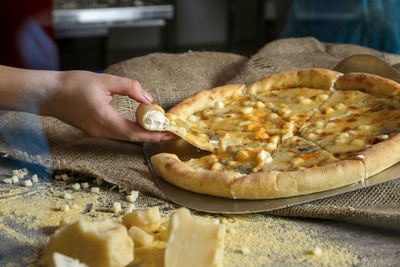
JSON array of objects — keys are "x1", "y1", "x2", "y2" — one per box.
[{"x1": 0, "y1": 65, "x2": 59, "y2": 113}]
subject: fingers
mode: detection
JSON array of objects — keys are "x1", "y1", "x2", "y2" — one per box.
[{"x1": 101, "y1": 74, "x2": 153, "y2": 103}]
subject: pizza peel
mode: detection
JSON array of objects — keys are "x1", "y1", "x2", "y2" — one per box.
[{"x1": 143, "y1": 140, "x2": 400, "y2": 214}]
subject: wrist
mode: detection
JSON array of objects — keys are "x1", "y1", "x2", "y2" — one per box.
[{"x1": 0, "y1": 65, "x2": 61, "y2": 114}]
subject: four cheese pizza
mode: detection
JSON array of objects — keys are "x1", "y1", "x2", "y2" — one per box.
[{"x1": 136, "y1": 69, "x2": 400, "y2": 199}]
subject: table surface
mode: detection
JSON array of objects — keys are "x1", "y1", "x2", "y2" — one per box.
[{"x1": 0, "y1": 156, "x2": 399, "y2": 267}]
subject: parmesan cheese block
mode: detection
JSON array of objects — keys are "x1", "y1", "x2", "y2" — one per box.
[
  {"x1": 42, "y1": 220, "x2": 134, "y2": 267},
  {"x1": 165, "y1": 208, "x2": 225, "y2": 267}
]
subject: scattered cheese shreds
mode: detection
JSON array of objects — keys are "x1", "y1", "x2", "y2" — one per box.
[{"x1": 81, "y1": 182, "x2": 89, "y2": 189}]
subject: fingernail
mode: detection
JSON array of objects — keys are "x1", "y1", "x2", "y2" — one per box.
[{"x1": 143, "y1": 91, "x2": 153, "y2": 102}]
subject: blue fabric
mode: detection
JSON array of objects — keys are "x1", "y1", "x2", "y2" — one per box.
[
  {"x1": 17, "y1": 18, "x2": 59, "y2": 70},
  {"x1": 281, "y1": 0, "x2": 400, "y2": 54}
]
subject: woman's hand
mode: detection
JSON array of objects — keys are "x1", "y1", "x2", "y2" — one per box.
[{"x1": 39, "y1": 70, "x2": 174, "y2": 142}]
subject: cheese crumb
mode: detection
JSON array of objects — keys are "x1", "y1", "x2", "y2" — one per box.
[
  {"x1": 81, "y1": 182, "x2": 90, "y2": 189},
  {"x1": 113, "y1": 202, "x2": 122, "y2": 214},
  {"x1": 126, "y1": 194, "x2": 139, "y2": 203},
  {"x1": 315, "y1": 120, "x2": 325, "y2": 128},
  {"x1": 63, "y1": 193, "x2": 72, "y2": 199},
  {"x1": 291, "y1": 158, "x2": 305, "y2": 167},
  {"x1": 211, "y1": 162, "x2": 223, "y2": 171},
  {"x1": 31, "y1": 174, "x2": 39, "y2": 183},
  {"x1": 72, "y1": 183, "x2": 81, "y2": 191},
  {"x1": 300, "y1": 98, "x2": 313, "y2": 105},
  {"x1": 334, "y1": 103, "x2": 346, "y2": 110},
  {"x1": 216, "y1": 101, "x2": 225, "y2": 109},
  {"x1": 242, "y1": 107, "x2": 253, "y2": 114},
  {"x1": 269, "y1": 113, "x2": 279, "y2": 119},
  {"x1": 11, "y1": 176, "x2": 19, "y2": 184},
  {"x1": 318, "y1": 94, "x2": 329, "y2": 100},
  {"x1": 257, "y1": 150, "x2": 272, "y2": 165},
  {"x1": 125, "y1": 203, "x2": 136, "y2": 214},
  {"x1": 23, "y1": 180, "x2": 33, "y2": 187},
  {"x1": 255, "y1": 101, "x2": 265, "y2": 108},
  {"x1": 91, "y1": 187, "x2": 100, "y2": 194},
  {"x1": 60, "y1": 204, "x2": 70, "y2": 212},
  {"x1": 278, "y1": 107, "x2": 291, "y2": 118},
  {"x1": 241, "y1": 247, "x2": 251, "y2": 254},
  {"x1": 189, "y1": 115, "x2": 200, "y2": 122},
  {"x1": 61, "y1": 174, "x2": 69, "y2": 181},
  {"x1": 3, "y1": 178, "x2": 12, "y2": 184},
  {"x1": 311, "y1": 247, "x2": 322, "y2": 256}
]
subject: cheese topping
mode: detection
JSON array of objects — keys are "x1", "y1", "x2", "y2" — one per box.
[{"x1": 162, "y1": 86, "x2": 400, "y2": 175}]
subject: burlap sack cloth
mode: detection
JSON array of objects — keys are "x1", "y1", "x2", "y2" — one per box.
[{"x1": 2, "y1": 38, "x2": 400, "y2": 229}]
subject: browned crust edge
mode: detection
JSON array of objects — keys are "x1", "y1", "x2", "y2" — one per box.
[
  {"x1": 334, "y1": 72, "x2": 400, "y2": 97},
  {"x1": 357, "y1": 133, "x2": 400, "y2": 177},
  {"x1": 167, "y1": 84, "x2": 245, "y2": 119},
  {"x1": 151, "y1": 153, "x2": 236, "y2": 198},
  {"x1": 247, "y1": 68, "x2": 341, "y2": 95},
  {"x1": 151, "y1": 153, "x2": 365, "y2": 199}
]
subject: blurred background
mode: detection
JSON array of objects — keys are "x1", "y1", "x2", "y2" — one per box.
[{"x1": 0, "y1": 0, "x2": 399, "y2": 71}]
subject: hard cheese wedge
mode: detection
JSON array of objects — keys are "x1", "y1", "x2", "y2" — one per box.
[
  {"x1": 42, "y1": 220, "x2": 134, "y2": 267},
  {"x1": 165, "y1": 208, "x2": 225, "y2": 267}
]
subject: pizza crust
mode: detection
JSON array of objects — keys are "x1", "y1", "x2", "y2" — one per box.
[
  {"x1": 334, "y1": 72, "x2": 400, "y2": 98},
  {"x1": 247, "y1": 68, "x2": 340, "y2": 95},
  {"x1": 357, "y1": 133, "x2": 400, "y2": 177},
  {"x1": 168, "y1": 84, "x2": 245, "y2": 119},
  {"x1": 151, "y1": 153, "x2": 365, "y2": 199},
  {"x1": 151, "y1": 153, "x2": 237, "y2": 198}
]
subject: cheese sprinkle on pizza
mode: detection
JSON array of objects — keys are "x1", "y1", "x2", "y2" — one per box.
[{"x1": 137, "y1": 69, "x2": 400, "y2": 199}]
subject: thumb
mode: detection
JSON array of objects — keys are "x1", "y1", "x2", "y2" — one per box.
[{"x1": 100, "y1": 74, "x2": 153, "y2": 103}]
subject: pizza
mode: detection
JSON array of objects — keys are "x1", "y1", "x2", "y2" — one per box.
[{"x1": 136, "y1": 69, "x2": 400, "y2": 199}]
